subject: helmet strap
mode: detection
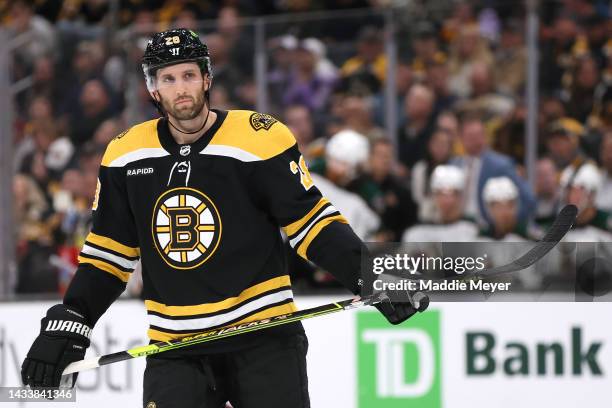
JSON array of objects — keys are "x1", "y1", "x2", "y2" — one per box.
[{"x1": 167, "y1": 106, "x2": 210, "y2": 135}]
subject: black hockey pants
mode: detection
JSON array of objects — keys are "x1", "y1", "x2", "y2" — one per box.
[{"x1": 143, "y1": 334, "x2": 310, "y2": 408}]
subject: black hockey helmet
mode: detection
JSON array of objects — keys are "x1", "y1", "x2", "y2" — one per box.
[{"x1": 142, "y1": 28, "x2": 213, "y2": 93}]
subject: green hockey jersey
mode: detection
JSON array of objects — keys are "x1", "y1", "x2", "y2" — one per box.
[{"x1": 64, "y1": 110, "x2": 363, "y2": 350}]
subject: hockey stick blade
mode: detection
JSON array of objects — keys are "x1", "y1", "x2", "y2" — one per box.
[
  {"x1": 450, "y1": 204, "x2": 577, "y2": 300},
  {"x1": 471, "y1": 204, "x2": 577, "y2": 278},
  {"x1": 63, "y1": 293, "x2": 392, "y2": 375},
  {"x1": 395, "y1": 204, "x2": 577, "y2": 282}
]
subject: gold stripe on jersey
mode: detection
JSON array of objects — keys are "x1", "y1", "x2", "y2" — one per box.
[
  {"x1": 101, "y1": 119, "x2": 163, "y2": 167},
  {"x1": 283, "y1": 198, "x2": 330, "y2": 237},
  {"x1": 207, "y1": 110, "x2": 296, "y2": 161},
  {"x1": 147, "y1": 301, "x2": 298, "y2": 342},
  {"x1": 77, "y1": 254, "x2": 131, "y2": 282},
  {"x1": 86, "y1": 232, "x2": 140, "y2": 258},
  {"x1": 297, "y1": 214, "x2": 349, "y2": 259},
  {"x1": 144, "y1": 275, "x2": 291, "y2": 317}
]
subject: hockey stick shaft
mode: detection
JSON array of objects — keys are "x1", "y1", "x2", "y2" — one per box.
[
  {"x1": 63, "y1": 293, "x2": 385, "y2": 375},
  {"x1": 63, "y1": 206, "x2": 576, "y2": 375}
]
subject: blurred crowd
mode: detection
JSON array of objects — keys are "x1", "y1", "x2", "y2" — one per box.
[{"x1": 4, "y1": 0, "x2": 612, "y2": 295}]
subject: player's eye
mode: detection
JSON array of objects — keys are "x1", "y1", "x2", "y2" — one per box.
[
  {"x1": 161, "y1": 76, "x2": 175, "y2": 83},
  {"x1": 184, "y1": 72, "x2": 196, "y2": 80}
]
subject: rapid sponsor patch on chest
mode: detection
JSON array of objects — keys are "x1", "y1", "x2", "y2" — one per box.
[{"x1": 127, "y1": 167, "x2": 154, "y2": 176}]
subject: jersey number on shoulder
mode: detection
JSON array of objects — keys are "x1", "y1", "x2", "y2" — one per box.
[{"x1": 290, "y1": 155, "x2": 314, "y2": 190}]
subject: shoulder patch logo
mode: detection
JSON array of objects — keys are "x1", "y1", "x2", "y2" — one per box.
[{"x1": 249, "y1": 113, "x2": 278, "y2": 131}]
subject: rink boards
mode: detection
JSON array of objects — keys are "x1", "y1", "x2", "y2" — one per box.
[{"x1": 0, "y1": 298, "x2": 610, "y2": 407}]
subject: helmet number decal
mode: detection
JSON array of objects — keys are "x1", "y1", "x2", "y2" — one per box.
[
  {"x1": 170, "y1": 47, "x2": 180, "y2": 56},
  {"x1": 290, "y1": 155, "x2": 314, "y2": 190},
  {"x1": 165, "y1": 36, "x2": 181, "y2": 46}
]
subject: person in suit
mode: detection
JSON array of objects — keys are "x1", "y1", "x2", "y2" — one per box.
[{"x1": 452, "y1": 114, "x2": 535, "y2": 225}]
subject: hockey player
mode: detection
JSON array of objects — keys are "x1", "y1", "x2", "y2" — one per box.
[
  {"x1": 20, "y1": 29, "x2": 425, "y2": 407},
  {"x1": 479, "y1": 177, "x2": 533, "y2": 241},
  {"x1": 477, "y1": 177, "x2": 541, "y2": 289},
  {"x1": 402, "y1": 164, "x2": 479, "y2": 242},
  {"x1": 561, "y1": 163, "x2": 612, "y2": 241}
]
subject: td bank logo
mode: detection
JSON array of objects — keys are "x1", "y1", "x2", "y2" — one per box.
[{"x1": 357, "y1": 310, "x2": 441, "y2": 408}]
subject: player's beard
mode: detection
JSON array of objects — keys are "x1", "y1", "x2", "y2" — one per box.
[{"x1": 161, "y1": 86, "x2": 206, "y2": 121}]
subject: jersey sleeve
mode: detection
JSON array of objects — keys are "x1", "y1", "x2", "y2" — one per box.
[
  {"x1": 64, "y1": 142, "x2": 140, "y2": 326},
  {"x1": 249, "y1": 123, "x2": 363, "y2": 294}
]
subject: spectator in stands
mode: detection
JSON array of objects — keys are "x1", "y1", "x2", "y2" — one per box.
[
  {"x1": 349, "y1": 138, "x2": 417, "y2": 241},
  {"x1": 373, "y1": 62, "x2": 413, "y2": 127},
  {"x1": 452, "y1": 114, "x2": 535, "y2": 224},
  {"x1": 412, "y1": 128, "x2": 454, "y2": 223},
  {"x1": 436, "y1": 110, "x2": 462, "y2": 155},
  {"x1": 410, "y1": 22, "x2": 441, "y2": 79},
  {"x1": 494, "y1": 103, "x2": 543, "y2": 169},
  {"x1": 539, "y1": 14, "x2": 579, "y2": 93},
  {"x1": 456, "y1": 61, "x2": 515, "y2": 120},
  {"x1": 440, "y1": 1, "x2": 476, "y2": 44},
  {"x1": 16, "y1": 55, "x2": 59, "y2": 117},
  {"x1": 283, "y1": 38, "x2": 338, "y2": 116},
  {"x1": 589, "y1": 84, "x2": 611, "y2": 134},
  {"x1": 205, "y1": 33, "x2": 243, "y2": 103},
  {"x1": 284, "y1": 104, "x2": 321, "y2": 160},
  {"x1": 564, "y1": 56, "x2": 601, "y2": 123},
  {"x1": 337, "y1": 93, "x2": 384, "y2": 141},
  {"x1": 217, "y1": 6, "x2": 253, "y2": 77},
  {"x1": 340, "y1": 26, "x2": 386, "y2": 95},
  {"x1": 494, "y1": 19, "x2": 527, "y2": 97},
  {"x1": 14, "y1": 174, "x2": 49, "y2": 245},
  {"x1": 170, "y1": 4, "x2": 201, "y2": 30},
  {"x1": 397, "y1": 83, "x2": 437, "y2": 170},
  {"x1": 14, "y1": 174, "x2": 57, "y2": 294},
  {"x1": 268, "y1": 35, "x2": 298, "y2": 114},
  {"x1": 19, "y1": 119, "x2": 74, "y2": 182},
  {"x1": 561, "y1": 163, "x2": 612, "y2": 241},
  {"x1": 447, "y1": 24, "x2": 494, "y2": 99},
  {"x1": 546, "y1": 117, "x2": 589, "y2": 170},
  {"x1": 58, "y1": 40, "x2": 106, "y2": 115},
  {"x1": 8, "y1": 0, "x2": 57, "y2": 72},
  {"x1": 596, "y1": 131, "x2": 612, "y2": 212},
  {"x1": 425, "y1": 53, "x2": 457, "y2": 115},
  {"x1": 93, "y1": 119, "x2": 122, "y2": 147},
  {"x1": 534, "y1": 157, "x2": 562, "y2": 228},
  {"x1": 403, "y1": 165, "x2": 479, "y2": 242},
  {"x1": 69, "y1": 79, "x2": 115, "y2": 146}
]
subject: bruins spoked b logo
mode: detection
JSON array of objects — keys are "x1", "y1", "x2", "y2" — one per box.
[{"x1": 152, "y1": 187, "x2": 221, "y2": 269}]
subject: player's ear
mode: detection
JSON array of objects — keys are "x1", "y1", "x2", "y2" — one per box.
[{"x1": 204, "y1": 73, "x2": 212, "y2": 90}]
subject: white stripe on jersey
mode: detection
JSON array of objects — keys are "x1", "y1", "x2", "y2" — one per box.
[
  {"x1": 148, "y1": 289, "x2": 293, "y2": 331},
  {"x1": 288, "y1": 205, "x2": 338, "y2": 248},
  {"x1": 200, "y1": 144, "x2": 262, "y2": 162},
  {"x1": 81, "y1": 244, "x2": 139, "y2": 270},
  {"x1": 108, "y1": 148, "x2": 170, "y2": 167}
]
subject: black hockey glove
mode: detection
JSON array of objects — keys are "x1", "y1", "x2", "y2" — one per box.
[
  {"x1": 21, "y1": 304, "x2": 92, "y2": 388},
  {"x1": 375, "y1": 291, "x2": 429, "y2": 325}
]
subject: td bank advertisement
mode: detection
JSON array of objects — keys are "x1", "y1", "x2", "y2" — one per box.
[{"x1": 0, "y1": 299, "x2": 610, "y2": 407}]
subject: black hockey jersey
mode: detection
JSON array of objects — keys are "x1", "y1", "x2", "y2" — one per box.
[{"x1": 64, "y1": 110, "x2": 363, "y2": 350}]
